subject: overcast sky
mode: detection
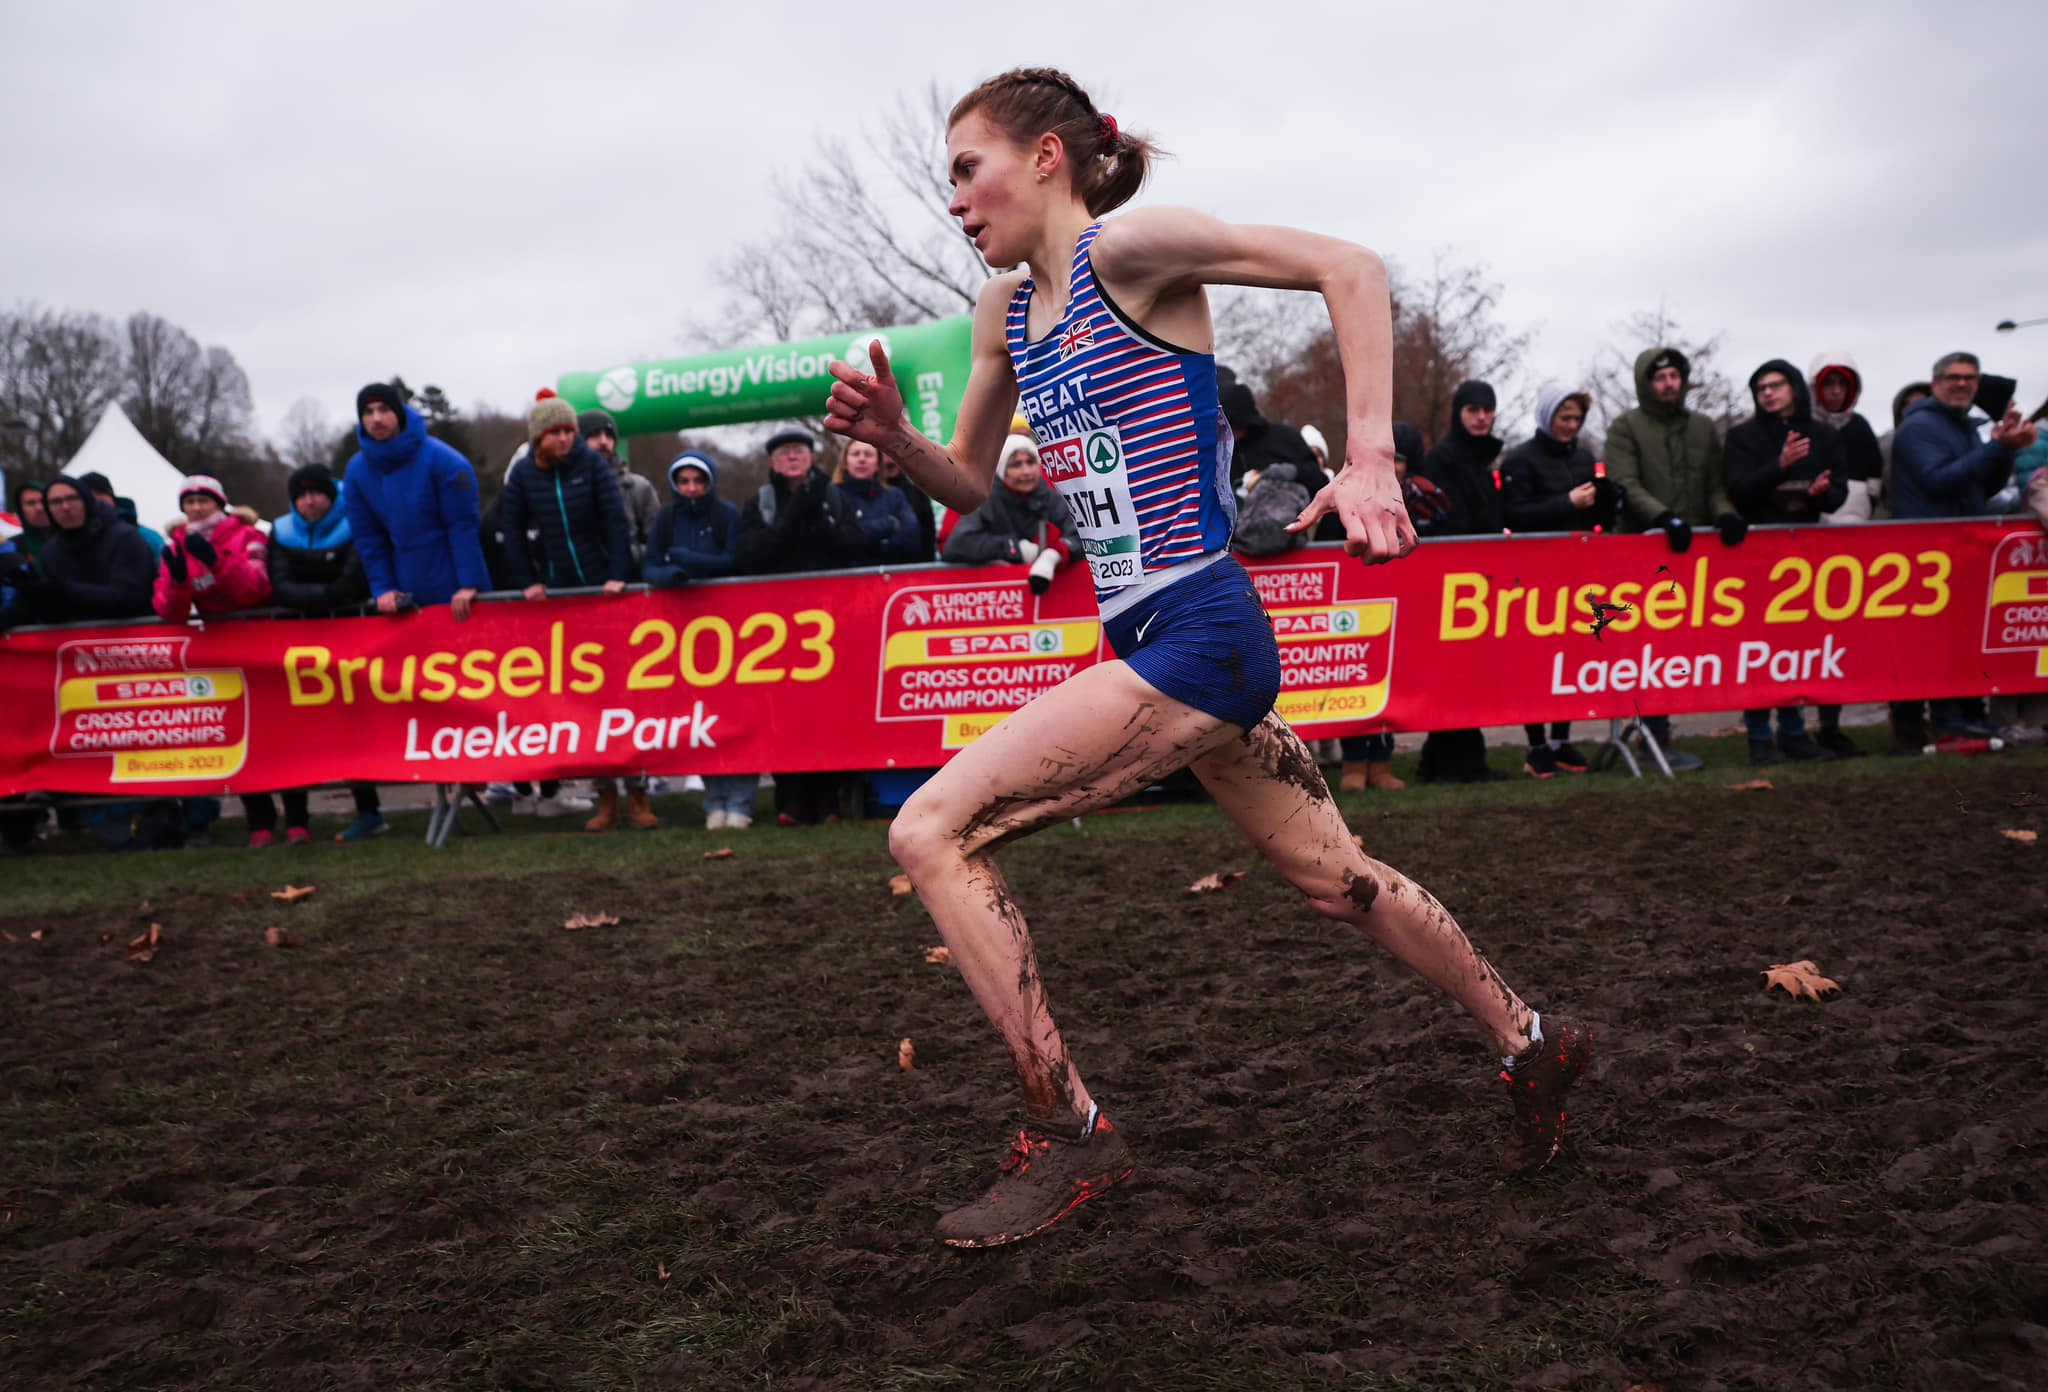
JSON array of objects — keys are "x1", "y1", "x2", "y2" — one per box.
[{"x1": 6, "y1": 0, "x2": 2045, "y2": 445}]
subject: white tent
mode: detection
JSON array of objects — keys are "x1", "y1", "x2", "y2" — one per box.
[{"x1": 63, "y1": 404, "x2": 189, "y2": 533}]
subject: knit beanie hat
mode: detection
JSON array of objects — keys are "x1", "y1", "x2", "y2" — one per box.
[
  {"x1": 577, "y1": 409, "x2": 618, "y2": 439},
  {"x1": 288, "y1": 463, "x2": 338, "y2": 502},
  {"x1": 178, "y1": 474, "x2": 229, "y2": 508},
  {"x1": 1299, "y1": 423, "x2": 1329, "y2": 460},
  {"x1": 356, "y1": 382, "x2": 406, "y2": 422},
  {"x1": 528, "y1": 388, "x2": 579, "y2": 442},
  {"x1": 1001, "y1": 434, "x2": 1040, "y2": 465}
]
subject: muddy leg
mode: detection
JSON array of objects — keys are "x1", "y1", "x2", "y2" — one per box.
[
  {"x1": 891, "y1": 661, "x2": 1237, "y2": 1121},
  {"x1": 1191, "y1": 712, "x2": 1536, "y2": 1056}
]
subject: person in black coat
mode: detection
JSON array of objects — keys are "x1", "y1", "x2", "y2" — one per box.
[
  {"x1": 1498, "y1": 385, "x2": 1621, "y2": 778},
  {"x1": 735, "y1": 429, "x2": 870, "y2": 578},
  {"x1": 880, "y1": 454, "x2": 939, "y2": 562},
  {"x1": 499, "y1": 392, "x2": 633, "y2": 596},
  {"x1": 0, "y1": 475, "x2": 157, "y2": 625},
  {"x1": 1416, "y1": 381, "x2": 1508, "y2": 782},
  {"x1": 1220, "y1": 376, "x2": 1342, "y2": 542},
  {"x1": 1725, "y1": 361, "x2": 1855, "y2": 765}
]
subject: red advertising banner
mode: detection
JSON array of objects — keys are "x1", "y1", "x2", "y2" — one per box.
[{"x1": 2, "y1": 519, "x2": 2042, "y2": 796}]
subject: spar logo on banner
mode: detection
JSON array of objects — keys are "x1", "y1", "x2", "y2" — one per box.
[
  {"x1": 1983, "y1": 530, "x2": 2048, "y2": 677},
  {"x1": 875, "y1": 580, "x2": 1102, "y2": 749},
  {"x1": 50, "y1": 634, "x2": 249, "y2": 782},
  {"x1": 1251, "y1": 561, "x2": 1397, "y2": 726},
  {"x1": 596, "y1": 366, "x2": 638, "y2": 413}
]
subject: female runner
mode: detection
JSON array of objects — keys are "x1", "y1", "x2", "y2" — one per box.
[{"x1": 825, "y1": 68, "x2": 1589, "y2": 1249}]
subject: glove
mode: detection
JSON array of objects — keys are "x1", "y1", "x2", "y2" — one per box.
[
  {"x1": 1715, "y1": 512, "x2": 1749, "y2": 546},
  {"x1": 1656, "y1": 511, "x2": 1693, "y2": 554},
  {"x1": 183, "y1": 533, "x2": 217, "y2": 567},
  {"x1": 162, "y1": 544, "x2": 189, "y2": 584},
  {"x1": 1015, "y1": 538, "x2": 1042, "y2": 564},
  {"x1": 1027, "y1": 547, "x2": 1061, "y2": 595}
]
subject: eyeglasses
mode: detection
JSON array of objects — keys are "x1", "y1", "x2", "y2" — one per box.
[
  {"x1": 1938, "y1": 372, "x2": 1980, "y2": 385},
  {"x1": 1756, "y1": 379, "x2": 1791, "y2": 393},
  {"x1": 47, "y1": 495, "x2": 86, "y2": 508}
]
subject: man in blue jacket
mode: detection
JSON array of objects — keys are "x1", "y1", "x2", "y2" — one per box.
[
  {"x1": 341, "y1": 383, "x2": 491, "y2": 620},
  {"x1": 1893, "y1": 351, "x2": 2037, "y2": 520},
  {"x1": 644, "y1": 451, "x2": 739, "y2": 586}
]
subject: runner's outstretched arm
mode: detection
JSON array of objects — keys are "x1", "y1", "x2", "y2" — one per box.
[{"x1": 825, "y1": 276, "x2": 1022, "y2": 514}]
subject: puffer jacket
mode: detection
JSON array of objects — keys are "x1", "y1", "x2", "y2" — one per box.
[
  {"x1": 267, "y1": 493, "x2": 368, "y2": 612},
  {"x1": 1603, "y1": 345, "x2": 1735, "y2": 529},
  {"x1": 26, "y1": 482, "x2": 157, "y2": 622},
  {"x1": 834, "y1": 475, "x2": 924, "y2": 563},
  {"x1": 341, "y1": 406, "x2": 493, "y2": 606},
  {"x1": 497, "y1": 438, "x2": 632, "y2": 588},
  {"x1": 1499, "y1": 385, "x2": 1614, "y2": 533},
  {"x1": 154, "y1": 512, "x2": 271, "y2": 622}
]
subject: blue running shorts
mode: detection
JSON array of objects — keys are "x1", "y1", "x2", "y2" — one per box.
[{"x1": 1102, "y1": 555, "x2": 1281, "y2": 730}]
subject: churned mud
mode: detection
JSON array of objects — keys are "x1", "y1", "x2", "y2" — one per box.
[{"x1": 3, "y1": 762, "x2": 2046, "y2": 1389}]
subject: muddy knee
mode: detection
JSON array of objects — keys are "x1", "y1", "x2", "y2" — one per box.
[{"x1": 888, "y1": 798, "x2": 956, "y2": 878}]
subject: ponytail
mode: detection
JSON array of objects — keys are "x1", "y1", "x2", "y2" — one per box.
[{"x1": 949, "y1": 67, "x2": 1163, "y2": 216}]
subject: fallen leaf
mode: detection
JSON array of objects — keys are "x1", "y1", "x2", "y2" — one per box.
[
  {"x1": 271, "y1": 885, "x2": 316, "y2": 904},
  {"x1": 264, "y1": 927, "x2": 302, "y2": 949},
  {"x1": 127, "y1": 923, "x2": 164, "y2": 964},
  {"x1": 1187, "y1": 870, "x2": 1249, "y2": 894},
  {"x1": 1762, "y1": 959, "x2": 1841, "y2": 1002},
  {"x1": 562, "y1": 912, "x2": 621, "y2": 931},
  {"x1": 1726, "y1": 778, "x2": 1775, "y2": 791},
  {"x1": 889, "y1": 873, "x2": 914, "y2": 896},
  {"x1": 2002, "y1": 828, "x2": 2038, "y2": 843},
  {"x1": 703, "y1": 847, "x2": 736, "y2": 861},
  {"x1": 1, "y1": 931, "x2": 17, "y2": 944},
  {"x1": 657, "y1": 1261, "x2": 671, "y2": 1282},
  {"x1": 30, "y1": 928, "x2": 50, "y2": 942},
  {"x1": 923, "y1": 945, "x2": 953, "y2": 966},
  {"x1": 898, "y1": 1038, "x2": 916, "y2": 1071}
]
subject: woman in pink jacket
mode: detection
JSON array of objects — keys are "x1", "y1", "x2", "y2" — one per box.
[{"x1": 153, "y1": 475, "x2": 272, "y2": 623}]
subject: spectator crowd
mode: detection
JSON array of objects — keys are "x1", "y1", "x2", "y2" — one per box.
[{"x1": 2, "y1": 342, "x2": 2045, "y2": 853}]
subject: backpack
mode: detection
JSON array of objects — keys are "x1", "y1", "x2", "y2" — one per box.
[{"x1": 1232, "y1": 463, "x2": 1311, "y2": 557}]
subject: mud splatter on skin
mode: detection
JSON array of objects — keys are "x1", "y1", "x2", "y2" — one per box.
[
  {"x1": 1343, "y1": 869, "x2": 1379, "y2": 915},
  {"x1": 1239, "y1": 715, "x2": 1333, "y2": 804}
]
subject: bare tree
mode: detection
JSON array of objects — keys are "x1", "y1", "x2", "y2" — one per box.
[
  {"x1": 1583, "y1": 304, "x2": 1743, "y2": 430},
  {"x1": 0, "y1": 305, "x2": 128, "y2": 476},
  {"x1": 683, "y1": 83, "x2": 991, "y2": 348},
  {"x1": 123, "y1": 312, "x2": 255, "y2": 471},
  {"x1": 277, "y1": 397, "x2": 341, "y2": 472}
]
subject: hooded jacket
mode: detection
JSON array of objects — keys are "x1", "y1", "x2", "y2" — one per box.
[
  {"x1": 154, "y1": 510, "x2": 271, "y2": 622},
  {"x1": 1603, "y1": 346, "x2": 1735, "y2": 529},
  {"x1": 342, "y1": 405, "x2": 492, "y2": 606},
  {"x1": 1806, "y1": 351, "x2": 1885, "y2": 522},
  {"x1": 941, "y1": 474, "x2": 1073, "y2": 565},
  {"x1": 1891, "y1": 395, "x2": 2017, "y2": 519},
  {"x1": 1419, "y1": 380, "x2": 1505, "y2": 536},
  {"x1": 31, "y1": 479, "x2": 158, "y2": 622},
  {"x1": 497, "y1": 437, "x2": 633, "y2": 588},
  {"x1": 1499, "y1": 385, "x2": 1614, "y2": 533},
  {"x1": 735, "y1": 466, "x2": 869, "y2": 575},
  {"x1": 833, "y1": 473, "x2": 924, "y2": 563},
  {"x1": 268, "y1": 482, "x2": 368, "y2": 613},
  {"x1": 1724, "y1": 361, "x2": 1849, "y2": 525},
  {"x1": 644, "y1": 453, "x2": 740, "y2": 587}
]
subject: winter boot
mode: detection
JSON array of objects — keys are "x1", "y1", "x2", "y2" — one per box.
[
  {"x1": 626, "y1": 788, "x2": 660, "y2": 830},
  {"x1": 1364, "y1": 761, "x2": 1405, "y2": 791},
  {"x1": 1338, "y1": 761, "x2": 1369, "y2": 792},
  {"x1": 585, "y1": 788, "x2": 621, "y2": 832}
]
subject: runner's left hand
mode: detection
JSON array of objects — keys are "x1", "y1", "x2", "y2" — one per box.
[{"x1": 1288, "y1": 436, "x2": 1416, "y2": 564}]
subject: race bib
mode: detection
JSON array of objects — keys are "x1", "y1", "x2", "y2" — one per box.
[{"x1": 1037, "y1": 425, "x2": 1144, "y2": 589}]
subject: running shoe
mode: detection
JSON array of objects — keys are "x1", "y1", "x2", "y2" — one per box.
[
  {"x1": 1523, "y1": 744, "x2": 1558, "y2": 780},
  {"x1": 285, "y1": 827, "x2": 313, "y2": 846},
  {"x1": 936, "y1": 1107, "x2": 1135, "y2": 1248},
  {"x1": 247, "y1": 829, "x2": 276, "y2": 849},
  {"x1": 1501, "y1": 1019, "x2": 1592, "y2": 1175},
  {"x1": 336, "y1": 812, "x2": 388, "y2": 843},
  {"x1": 1552, "y1": 742, "x2": 1590, "y2": 773}
]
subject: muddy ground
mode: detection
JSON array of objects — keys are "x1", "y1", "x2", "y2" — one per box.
[{"x1": 3, "y1": 759, "x2": 2046, "y2": 1390}]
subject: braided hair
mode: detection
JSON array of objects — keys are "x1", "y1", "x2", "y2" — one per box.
[{"x1": 948, "y1": 67, "x2": 1160, "y2": 217}]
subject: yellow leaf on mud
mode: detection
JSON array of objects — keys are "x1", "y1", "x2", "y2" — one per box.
[
  {"x1": 264, "y1": 927, "x2": 302, "y2": 949},
  {"x1": 29, "y1": 928, "x2": 47, "y2": 942},
  {"x1": 271, "y1": 885, "x2": 317, "y2": 904},
  {"x1": 889, "y1": 873, "x2": 914, "y2": 896},
  {"x1": 2002, "y1": 828, "x2": 2038, "y2": 843},
  {"x1": 1188, "y1": 870, "x2": 1248, "y2": 894},
  {"x1": 657, "y1": 1261, "x2": 671, "y2": 1282},
  {"x1": 1727, "y1": 779, "x2": 1774, "y2": 792},
  {"x1": 1762, "y1": 959, "x2": 1841, "y2": 1001},
  {"x1": 924, "y1": 945, "x2": 953, "y2": 966},
  {"x1": 898, "y1": 1038, "x2": 916, "y2": 1071},
  {"x1": 703, "y1": 847, "x2": 736, "y2": 860},
  {"x1": 127, "y1": 923, "x2": 163, "y2": 964},
  {"x1": 562, "y1": 912, "x2": 621, "y2": 931}
]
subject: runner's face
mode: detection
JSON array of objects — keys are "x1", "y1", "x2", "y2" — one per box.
[
  {"x1": 843, "y1": 442, "x2": 879, "y2": 480},
  {"x1": 947, "y1": 112, "x2": 1038, "y2": 268}
]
